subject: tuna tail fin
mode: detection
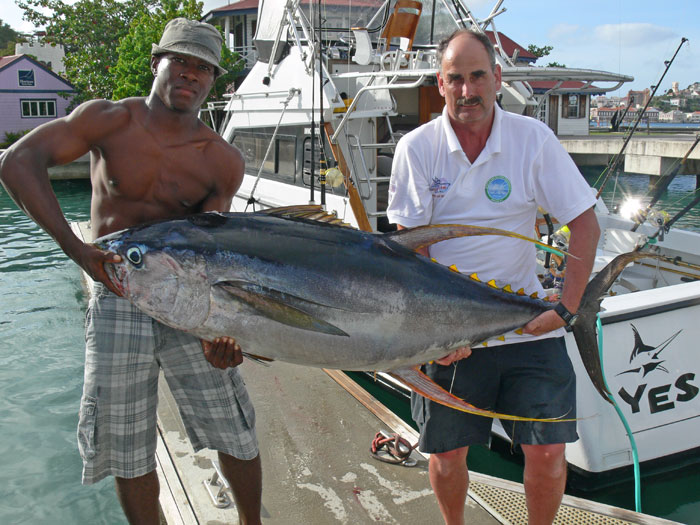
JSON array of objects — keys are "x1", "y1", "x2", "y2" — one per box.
[
  {"x1": 573, "y1": 250, "x2": 665, "y2": 403},
  {"x1": 385, "y1": 224, "x2": 568, "y2": 258},
  {"x1": 388, "y1": 366, "x2": 575, "y2": 422}
]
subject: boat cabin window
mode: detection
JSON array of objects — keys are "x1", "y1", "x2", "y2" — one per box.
[
  {"x1": 295, "y1": 0, "x2": 458, "y2": 48},
  {"x1": 233, "y1": 130, "x2": 297, "y2": 183}
]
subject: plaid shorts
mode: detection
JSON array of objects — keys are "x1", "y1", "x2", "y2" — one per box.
[{"x1": 78, "y1": 283, "x2": 258, "y2": 484}]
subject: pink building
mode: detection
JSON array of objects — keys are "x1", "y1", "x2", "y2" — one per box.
[{"x1": 0, "y1": 54, "x2": 75, "y2": 138}]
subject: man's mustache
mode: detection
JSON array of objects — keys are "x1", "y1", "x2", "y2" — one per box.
[{"x1": 457, "y1": 96, "x2": 482, "y2": 106}]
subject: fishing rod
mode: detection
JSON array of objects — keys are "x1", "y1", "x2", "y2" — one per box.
[
  {"x1": 631, "y1": 134, "x2": 700, "y2": 232},
  {"x1": 595, "y1": 37, "x2": 688, "y2": 199},
  {"x1": 635, "y1": 185, "x2": 700, "y2": 250},
  {"x1": 317, "y1": 0, "x2": 327, "y2": 208},
  {"x1": 309, "y1": 0, "x2": 317, "y2": 204},
  {"x1": 657, "y1": 190, "x2": 700, "y2": 233}
]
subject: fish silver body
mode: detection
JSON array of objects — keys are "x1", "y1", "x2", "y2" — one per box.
[{"x1": 96, "y1": 211, "x2": 550, "y2": 371}]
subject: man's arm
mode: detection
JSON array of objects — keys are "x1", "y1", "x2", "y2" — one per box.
[
  {"x1": 199, "y1": 139, "x2": 245, "y2": 213},
  {"x1": 0, "y1": 100, "x2": 128, "y2": 294},
  {"x1": 198, "y1": 140, "x2": 246, "y2": 367},
  {"x1": 523, "y1": 206, "x2": 600, "y2": 335}
]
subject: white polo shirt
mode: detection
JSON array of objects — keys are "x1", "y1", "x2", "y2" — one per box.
[{"x1": 387, "y1": 104, "x2": 596, "y2": 345}]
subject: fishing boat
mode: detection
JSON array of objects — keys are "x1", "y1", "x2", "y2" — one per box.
[{"x1": 214, "y1": 0, "x2": 700, "y2": 484}]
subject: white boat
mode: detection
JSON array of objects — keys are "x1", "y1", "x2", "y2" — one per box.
[{"x1": 215, "y1": 0, "x2": 699, "y2": 482}]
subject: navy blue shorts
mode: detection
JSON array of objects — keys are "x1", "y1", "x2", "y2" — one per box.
[{"x1": 411, "y1": 337, "x2": 578, "y2": 453}]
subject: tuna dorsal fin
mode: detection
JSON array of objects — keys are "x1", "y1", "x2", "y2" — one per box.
[
  {"x1": 385, "y1": 224, "x2": 567, "y2": 257},
  {"x1": 257, "y1": 205, "x2": 353, "y2": 227},
  {"x1": 387, "y1": 366, "x2": 575, "y2": 421},
  {"x1": 216, "y1": 280, "x2": 349, "y2": 337}
]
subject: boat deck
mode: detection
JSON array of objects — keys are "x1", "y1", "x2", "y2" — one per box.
[{"x1": 70, "y1": 220, "x2": 679, "y2": 525}]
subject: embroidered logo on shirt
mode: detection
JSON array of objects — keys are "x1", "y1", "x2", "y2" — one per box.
[
  {"x1": 429, "y1": 177, "x2": 451, "y2": 198},
  {"x1": 484, "y1": 176, "x2": 511, "y2": 202}
]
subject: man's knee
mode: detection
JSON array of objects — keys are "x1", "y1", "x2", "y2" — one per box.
[
  {"x1": 430, "y1": 447, "x2": 469, "y2": 470},
  {"x1": 522, "y1": 444, "x2": 566, "y2": 473}
]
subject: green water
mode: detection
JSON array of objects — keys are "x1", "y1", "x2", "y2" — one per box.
[
  {"x1": 1, "y1": 173, "x2": 699, "y2": 524},
  {"x1": 0, "y1": 180, "x2": 126, "y2": 524}
]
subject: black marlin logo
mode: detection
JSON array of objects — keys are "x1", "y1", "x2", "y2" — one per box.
[{"x1": 616, "y1": 324, "x2": 682, "y2": 377}]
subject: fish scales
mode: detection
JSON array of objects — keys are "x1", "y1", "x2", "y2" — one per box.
[
  {"x1": 98, "y1": 212, "x2": 550, "y2": 371},
  {"x1": 96, "y1": 206, "x2": 657, "y2": 418}
]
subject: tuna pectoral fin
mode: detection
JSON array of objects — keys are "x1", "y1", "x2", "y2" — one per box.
[
  {"x1": 216, "y1": 281, "x2": 348, "y2": 337},
  {"x1": 385, "y1": 224, "x2": 567, "y2": 258},
  {"x1": 387, "y1": 367, "x2": 573, "y2": 422}
]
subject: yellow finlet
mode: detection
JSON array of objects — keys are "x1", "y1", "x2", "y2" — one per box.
[
  {"x1": 502, "y1": 284, "x2": 513, "y2": 293},
  {"x1": 530, "y1": 292, "x2": 539, "y2": 299},
  {"x1": 449, "y1": 264, "x2": 459, "y2": 272},
  {"x1": 497, "y1": 335, "x2": 506, "y2": 341},
  {"x1": 470, "y1": 273, "x2": 480, "y2": 281},
  {"x1": 431, "y1": 258, "x2": 437, "y2": 263},
  {"x1": 481, "y1": 341, "x2": 489, "y2": 347},
  {"x1": 516, "y1": 288, "x2": 525, "y2": 296},
  {"x1": 487, "y1": 279, "x2": 498, "y2": 288},
  {"x1": 515, "y1": 328, "x2": 524, "y2": 335}
]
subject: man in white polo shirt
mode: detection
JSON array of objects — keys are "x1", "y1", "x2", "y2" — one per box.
[{"x1": 387, "y1": 29, "x2": 600, "y2": 525}]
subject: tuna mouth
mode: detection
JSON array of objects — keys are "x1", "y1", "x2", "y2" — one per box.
[{"x1": 104, "y1": 263, "x2": 126, "y2": 296}]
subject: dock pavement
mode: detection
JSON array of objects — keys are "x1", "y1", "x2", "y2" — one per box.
[{"x1": 155, "y1": 360, "x2": 680, "y2": 525}]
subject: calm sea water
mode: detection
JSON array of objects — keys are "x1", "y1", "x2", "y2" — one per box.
[
  {"x1": 0, "y1": 180, "x2": 126, "y2": 524},
  {"x1": 1, "y1": 172, "x2": 699, "y2": 524}
]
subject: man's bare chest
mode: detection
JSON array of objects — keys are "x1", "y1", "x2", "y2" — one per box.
[{"x1": 95, "y1": 131, "x2": 215, "y2": 206}]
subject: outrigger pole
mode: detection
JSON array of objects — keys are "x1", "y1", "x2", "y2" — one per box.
[{"x1": 595, "y1": 37, "x2": 688, "y2": 200}]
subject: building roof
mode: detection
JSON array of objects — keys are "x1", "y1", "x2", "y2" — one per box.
[
  {"x1": 0, "y1": 55, "x2": 24, "y2": 71},
  {"x1": 0, "y1": 54, "x2": 74, "y2": 90},
  {"x1": 485, "y1": 31, "x2": 537, "y2": 62}
]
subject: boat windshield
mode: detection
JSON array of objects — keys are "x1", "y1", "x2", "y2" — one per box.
[{"x1": 297, "y1": 0, "x2": 461, "y2": 47}]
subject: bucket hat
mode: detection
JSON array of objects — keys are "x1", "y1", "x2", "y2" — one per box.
[{"x1": 152, "y1": 18, "x2": 227, "y2": 76}]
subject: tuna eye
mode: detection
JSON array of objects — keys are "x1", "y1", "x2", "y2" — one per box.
[{"x1": 126, "y1": 246, "x2": 143, "y2": 266}]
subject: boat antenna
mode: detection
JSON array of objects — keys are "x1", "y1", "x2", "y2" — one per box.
[
  {"x1": 631, "y1": 134, "x2": 700, "y2": 232},
  {"x1": 595, "y1": 37, "x2": 688, "y2": 200},
  {"x1": 317, "y1": 0, "x2": 327, "y2": 208}
]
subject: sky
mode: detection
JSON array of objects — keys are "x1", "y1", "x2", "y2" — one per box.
[{"x1": 3, "y1": 0, "x2": 698, "y2": 95}]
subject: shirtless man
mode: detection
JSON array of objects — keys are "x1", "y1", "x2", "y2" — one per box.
[{"x1": 0, "y1": 18, "x2": 262, "y2": 525}]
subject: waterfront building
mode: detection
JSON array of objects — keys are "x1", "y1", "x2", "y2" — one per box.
[
  {"x1": 0, "y1": 54, "x2": 75, "y2": 139},
  {"x1": 14, "y1": 35, "x2": 66, "y2": 74}
]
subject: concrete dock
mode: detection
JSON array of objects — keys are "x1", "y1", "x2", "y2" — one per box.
[
  {"x1": 156, "y1": 361, "x2": 500, "y2": 524},
  {"x1": 155, "y1": 360, "x2": 680, "y2": 525},
  {"x1": 560, "y1": 133, "x2": 700, "y2": 176}
]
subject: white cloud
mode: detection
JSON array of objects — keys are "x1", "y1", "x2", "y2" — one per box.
[
  {"x1": 548, "y1": 23, "x2": 581, "y2": 42},
  {"x1": 594, "y1": 23, "x2": 677, "y2": 47}
]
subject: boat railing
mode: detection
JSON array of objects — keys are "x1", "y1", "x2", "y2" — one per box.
[
  {"x1": 230, "y1": 45, "x2": 258, "y2": 69},
  {"x1": 330, "y1": 71, "x2": 430, "y2": 144}
]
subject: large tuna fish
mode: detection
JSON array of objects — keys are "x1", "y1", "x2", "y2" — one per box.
[{"x1": 95, "y1": 206, "x2": 649, "y2": 421}]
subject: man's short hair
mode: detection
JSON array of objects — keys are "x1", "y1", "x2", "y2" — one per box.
[{"x1": 437, "y1": 29, "x2": 497, "y2": 71}]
